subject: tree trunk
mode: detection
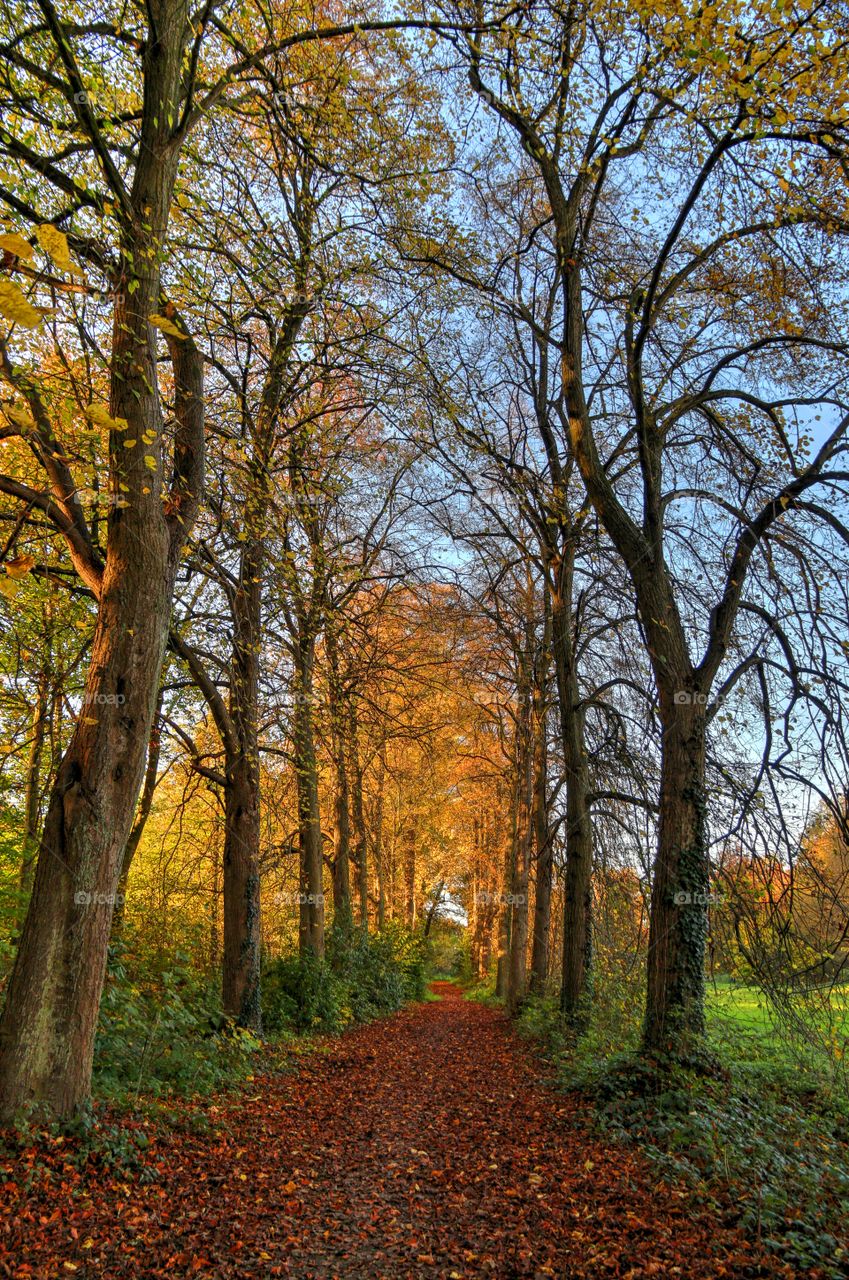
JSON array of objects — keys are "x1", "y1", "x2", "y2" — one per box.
[
  {"x1": 294, "y1": 639, "x2": 324, "y2": 958},
  {"x1": 507, "y1": 677, "x2": 533, "y2": 1014},
  {"x1": 403, "y1": 825, "x2": 417, "y2": 928},
  {"x1": 210, "y1": 829, "x2": 221, "y2": 974},
  {"x1": 469, "y1": 836, "x2": 480, "y2": 976},
  {"x1": 423, "y1": 880, "x2": 444, "y2": 938},
  {"x1": 495, "y1": 792, "x2": 516, "y2": 1000},
  {"x1": 331, "y1": 739, "x2": 352, "y2": 933},
  {"x1": 374, "y1": 742, "x2": 387, "y2": 930},
  {"x1": 324, "y1": 629, "x2": 352, "y2": 935},
  {"x1": 222, "y1": 750, "x2": 261, "y2": 1027},
  {"x1": 529, "y1": 680, "x2": 552, "y2": 993},
  {"x1": 0, "y1": 534, "x2": 188, "y2": 1120},
  {"x1": 643, "y1": 689, "x2": 709, "y2": 1056},
  {"x1": 550, "y1": 551, "x2": 594, "y2": 1024},
  {"x1": 112, "y1": 685, "x2": 164, "y2": 933},
  {"x1": 18, "y1": 672, "x2": 48, "y2": 907},
  {"x1": 0, "y1": 4, "x2": 203, "y2": 1119},
  {"x1": 347, "y1": 703, "x2": 368, "y2": 931}
]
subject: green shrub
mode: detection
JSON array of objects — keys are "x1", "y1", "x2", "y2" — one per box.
[
  {"x1": 329, "y1": 928, "x2": 405, "y2": 1019},
  {"x1": 463, "y1": 974, "x2": 500, "y2": 1003},
  {"x1": 263, "y1": 925, "x2": 427, "y2": 1035},
  {"x1": 262, "y1": 951, "x2": 348, "y2": 1033},
  {"x1": 382, "y1": 923, "x2": 428, "y2": 1002},
  {"x1": 94, "y1": 944, "x2": 261, "y2": 1100}
]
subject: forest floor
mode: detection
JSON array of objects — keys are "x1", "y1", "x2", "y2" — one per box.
[{"x1": 0, "y1": 983, "x2": 799, "y2": 1279}]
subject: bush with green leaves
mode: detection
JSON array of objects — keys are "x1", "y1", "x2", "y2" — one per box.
[
  {"x1": 329, "y1": 928, "x2": 405, "y2": 1020},
  {"x1": 581, "y1": 1054, "x2": 849, "y2": 1279},
  {"x1": 94, "y1": 943, "x2": 261, "y2": 1100},
  {"x1": 262, "y1": 950, "x2": 349, "y2": 1034},
  {"x1": 262, "y1": 925, "x2": 427, "y2": 1035},
  {"x1": 381, "y1": 923, "x2": 428, "y2": 1002}
]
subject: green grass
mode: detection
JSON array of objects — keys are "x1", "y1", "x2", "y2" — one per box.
[{"x1": 707, "y1": 977, "x2": 849, "y2": 1087}]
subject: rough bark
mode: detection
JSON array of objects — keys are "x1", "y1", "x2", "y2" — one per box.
[
  {"x1": 403, "y1": 826, "x2": 417, "y2": 928},
  {"x1": 18, "y1": 672, "x2": 48, "y2": 907},
  {"x1": 373, "y1": 742, "x2": 387, "y2": 931},
  {"x1": 507, "y1": 671, "x2": 534, "y2": 1015},
  {"x1": 547, "y1": 545, "x2": 593, "y2": 1024},
  {"x1": 330, "y1": 729, "x2": 353, "y2": 934},
  {"x1": 529, "y1": 666, "x2": 553, "y2": 994},
  {"x1": 643, "y1": 688, "x2": 709, "y2": 1054},
  {"x1": 495, "y1": 792, "x2": 516, "y2": 1000},
  {"x1": 326, "y1": 634, "x2": 353, "y2": 934},
  {"x1": 221, "y1": 549, "x2": 263, "y2": 1030},
  {"x1": 348, "y1": 705, "x2": 369, "y2": 931},
  {"x1": 295, "y1": 639, "x2": 324, "y2": 958}
]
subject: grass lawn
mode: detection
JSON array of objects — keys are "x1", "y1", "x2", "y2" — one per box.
[{"x1": 707, "y1": 975, "x2": 849, "y2": 1081}]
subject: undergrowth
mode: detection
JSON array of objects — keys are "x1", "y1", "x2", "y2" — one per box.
[{"x1": 514, "y1": 989, "x2": 849, "y2": 1279}]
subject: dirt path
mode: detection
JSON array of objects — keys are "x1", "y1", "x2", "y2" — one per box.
[{"x1": 2, "y1": 984, "x2": 777, "y2": 1278}]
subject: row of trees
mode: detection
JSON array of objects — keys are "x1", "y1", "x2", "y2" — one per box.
[{"x1": 1, "y1": 0, "x2": 848, "y2": 1119}]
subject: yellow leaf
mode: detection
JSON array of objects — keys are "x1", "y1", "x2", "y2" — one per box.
[
  {"x1": 86, "y1": 404, "x2": 129, "y2": 433},
  {"x1": 149, "y1": 313, "x2": 186, "y2": 339},
  {"x1": 5, "y1": 553, "x2": 36, "y2": 579},
  {"x1": 37, "y1": 223, "x2": 67, "y2": 257},
  {"x1": 0, "y1": 279, "x2": 43, "y2": 328},
  {"x1": 144, "y1": 455, "x2": 156, "y2": 470},
  {"x1": 0, "y1": 577, "x2": 20, "y2": 598},
  {"x1": 0, "y1": 232, "x2": 34, "y2": 260},
  {"x1": 3, "y1": 404, "x2": 35, "y2": 432},
  {"x1": 37, "y1": 224, "x2": 83, "y2": 277}
]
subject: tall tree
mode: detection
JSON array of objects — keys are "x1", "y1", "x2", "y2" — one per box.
[
  {"x1": 459, "y1": 0, "x2": 849, "y2": 1057},
  {"x1": 0, "y1": 0, "x2": 205, "y2": 1119}
]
